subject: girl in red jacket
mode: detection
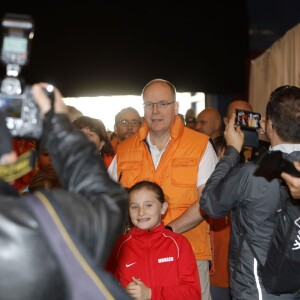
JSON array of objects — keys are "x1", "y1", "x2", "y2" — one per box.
[{"x1": 106, "y1": 181, "x2": 201, "y2": 300}]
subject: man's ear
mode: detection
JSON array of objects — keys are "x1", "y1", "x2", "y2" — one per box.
[
  {"x1": 161, "y1": 201, "x2": 168, "y2": 215},
  {"x1": 215, "y1": 119, "x2": 221, "y2": 131},
  {"x1": 174, "y1": 101, "x2": 179, "y2": 115}
]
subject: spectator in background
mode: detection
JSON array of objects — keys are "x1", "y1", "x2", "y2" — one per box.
[
  {"x1": 114, "y1": 107, "x2": 142, "y2": 142},
  {"x1": 196, "y1": 108, "x2": 223, "y2": 141},
  {"x1": 106, "y1": 180, "x2": 201, "y2": 300},
  {"x1": 110, "y1": 106, "x2": 142, "y2": 232},
  {"x1": 184, "y1": 108, "x2": 197, "y2": 130},
  {"x1": 73, "y1": 116, "x2": 115, "y2": 168},
  {"x1": 19, "y1": 143, "x2": 59, "y2": 194},
  {"x1": 196, "y1": 107, "x2": 224, "y2": 159}
]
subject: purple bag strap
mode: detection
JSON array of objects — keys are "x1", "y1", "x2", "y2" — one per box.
[{"x1": 24, "y1": 191, "x2": 115, "y2": 300}]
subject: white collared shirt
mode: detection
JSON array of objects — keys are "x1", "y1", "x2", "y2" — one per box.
[
  {"x1": 145, "y1": 133, "x2": 171, "y2": 169},
  {"x1": 269, "y1": 144, "x2": 300, "y2": 154},
  {"x1": 107, "y1": 135, "x2": 218, "y2": 187}
]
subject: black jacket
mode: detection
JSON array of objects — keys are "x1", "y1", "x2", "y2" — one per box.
[
  {"x1": 201, "y1": 146, "x2": 299, "y2": 300},
  {"x1": 0, "y1": 114, "x2": 130, "y2": 300}
]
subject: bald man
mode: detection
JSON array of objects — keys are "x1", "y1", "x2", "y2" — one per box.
[
  {"x1": 223, "y1": 100, "x2": 253, "y2": 125},
  {"x1": 185, "y1": 108, "x2": 197, "y2": 130},
  {"x1": 196, "y1": 108, "x2": 223, "y2": 141}
]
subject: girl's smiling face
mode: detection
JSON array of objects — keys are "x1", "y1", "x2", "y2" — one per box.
[{"x1": 129, "y1": 188, "x2": 168, "y2": 230}]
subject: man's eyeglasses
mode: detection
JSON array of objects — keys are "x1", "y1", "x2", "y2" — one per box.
[
  {"x1": 143, "y1": 101, "x2": 175, "y2": 110},
  {"x1": 118, "y1": 119, "x2": 141, "y2": 127}
]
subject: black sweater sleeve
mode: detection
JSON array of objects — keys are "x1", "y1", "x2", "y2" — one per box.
[
  {"x1": 42, "y1": 113, "x2": 128, "y2": 263},
  {"x1": 43, "y1": 114, "x2": 124, "y2": 198}
]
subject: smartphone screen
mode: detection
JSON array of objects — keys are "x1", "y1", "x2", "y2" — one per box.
[{"x1": 235, "y1": 109, "x2": 261, "y2": 131}]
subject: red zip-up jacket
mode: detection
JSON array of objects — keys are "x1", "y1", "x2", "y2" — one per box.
[{"x1": 106, "y1": 222, "x2": 201, "y2": 300}]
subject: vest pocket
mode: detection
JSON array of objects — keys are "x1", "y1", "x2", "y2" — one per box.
[
  {"x1": 171, "y1": 158, "x2": 198, "y2": 186},
  {"x1": 118, "y1": 161, "x2": 142, "y2": 187}
]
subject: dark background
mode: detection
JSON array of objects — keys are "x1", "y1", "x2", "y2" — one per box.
[{"x1": 0, "y1": 1, "x2": 299, "y2": 97}]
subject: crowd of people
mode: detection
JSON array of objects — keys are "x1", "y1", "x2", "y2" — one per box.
[{"x1": 1, "y1": 79, "x2": 300, "y2": 300}]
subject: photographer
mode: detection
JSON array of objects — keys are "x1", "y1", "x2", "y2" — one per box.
[
  {"x1": 0, "y1": 83, "x2": 130, "y2": 300},
  {"x1": 200, "y1": 85, "x2": 300, "y2": 299}
]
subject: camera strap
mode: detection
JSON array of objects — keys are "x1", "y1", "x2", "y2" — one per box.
[
  {"x1": 24, "y1": 190, "x2": 117, "y2": 300},
  {"x1": 0, "y1": 150, "x2": 36, "y2": 182}
]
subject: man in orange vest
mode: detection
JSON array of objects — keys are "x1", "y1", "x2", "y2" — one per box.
[{"x1": 108, "y1": 78, "x2": 218, "y2": 300}]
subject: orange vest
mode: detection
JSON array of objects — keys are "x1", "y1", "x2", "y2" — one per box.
[{"x1": 116, "y1": 116, "x2": 211, "y2": 260}]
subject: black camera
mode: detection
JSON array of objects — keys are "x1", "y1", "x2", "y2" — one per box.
[{"x1": 0, "y1": 13, "x2": 42, "y2": 139}]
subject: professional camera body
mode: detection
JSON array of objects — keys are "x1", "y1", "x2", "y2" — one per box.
[{"x1": 0, "y1": 13, "x2": 42, "y2": 139}]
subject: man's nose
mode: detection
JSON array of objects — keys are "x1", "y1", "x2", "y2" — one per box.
[{"x1": 152, "y1": 103, "x2": 159, "y2": 113}]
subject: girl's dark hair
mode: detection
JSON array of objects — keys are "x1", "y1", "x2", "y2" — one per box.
[
  {"x1": 266, "y1": 85, "x2": 300, "y2": 142},
  {"x1": 128, "y1": 180, "x2": 165, "y2": 204},
  {"x1": 73, "y1": 116, "x2": 115, "y2": 156}
]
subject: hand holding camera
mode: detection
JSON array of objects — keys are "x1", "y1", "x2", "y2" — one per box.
[{"x1": 31, "y1": 83, "x2": 67, "y2": 117}]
